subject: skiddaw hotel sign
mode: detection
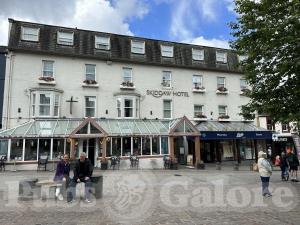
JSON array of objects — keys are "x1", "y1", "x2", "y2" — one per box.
[{"x1": 146, "y1": 90, "x2": 189, "y2": 98}]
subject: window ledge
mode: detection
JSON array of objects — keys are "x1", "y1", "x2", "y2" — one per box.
[
  {"x1": 194, "y1": 117, "x2": 208, "y2": 121},
  {"x1": 193, "y1": 88, "x2": 206, "y2": 93},
  {"x1": 82, "y1": 83, "x2": 99, "y2": 88},
  {"x1": 38, "y1": 80, "x2": 56, "y2": 85},
  {"x1": 218, "y1": 118, "x2": 230, "y2": 121},
  {"x1": 120, "y1": 85, "x2": 135, "y2": 90},
  {"x1": 216, "y1": 90, "x2": 229, "y2": 94}
]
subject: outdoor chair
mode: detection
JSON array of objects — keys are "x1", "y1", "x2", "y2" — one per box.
[
  {"x1": 130, "y1": 155, "x2": 139, "y2": 169},
  {"x1": 110, "y1": 156, "x2": 120, "y2": 170},
  {"x1": 37, "y1": 155, "x2": 48, "y2": 171},
  {"x1": 163, "y1": 155, "x2": 171, "y2": 169},
  {"x1": 0, "y1": 155, "x2": 7, "y2": 171}
]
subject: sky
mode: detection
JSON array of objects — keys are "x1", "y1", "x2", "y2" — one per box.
[{"x1": 0, "y1": 0, "x2": 237, "y2": 49}]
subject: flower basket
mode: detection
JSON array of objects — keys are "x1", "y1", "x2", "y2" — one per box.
[
  {"x1": 161, "y1": 81, "x2": 169, "y2": 87},
  {"x1": 218, "y1": 115, "x2": 230, "y2": 119},
  {"x1": 39, "y1": 76, "x2": 54, "y2": 82},
  {"x1": 83, "y1": 79, "x2": 98, "y2": 85},
  {"x1": 100, "y1": 158, "x2": 108, "y2": 170},
  {"x1": 194, "y1": 86, "x2": 205, "y2": 90},
  {"x1": 240, "y1": 88, "x2": 251, "y2": 95},
  {"x1": 121, "y1": 81, "x2": 134, "y2": 87},
  {"x1": 195, "y1": 113, "x2": 207, "y2": 118},
  {"x1": 217, "y1": 87, "x2": 228, "y2": 92}
]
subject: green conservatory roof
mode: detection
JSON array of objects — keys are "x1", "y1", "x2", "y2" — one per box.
[{"x1": 0, "y1": 118, "x2": 174, "y2": 138}]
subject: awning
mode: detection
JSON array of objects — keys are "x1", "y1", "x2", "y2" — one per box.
[{"x1": 196, "y1": 121, "x2": 273, "y2": 140}]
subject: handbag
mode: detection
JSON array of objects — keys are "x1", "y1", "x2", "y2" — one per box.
[{"x1": 253, "y1": 163, "x2": 259, "y2": 172}]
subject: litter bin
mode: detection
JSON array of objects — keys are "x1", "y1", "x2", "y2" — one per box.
[
  {"x1": 91, "y1": 176, "x2": 103, "y2": 199},
  {"x1": 18, "y1": 178, "x2": 40, "y2": 201}
]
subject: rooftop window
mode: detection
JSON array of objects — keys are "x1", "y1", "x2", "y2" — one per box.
[
  {"x1": 21, "y1": 26, "x2": 39, "y2": 42},
  {"x1": 57, "y1": 31, "x2": 73, "y2": 46}
]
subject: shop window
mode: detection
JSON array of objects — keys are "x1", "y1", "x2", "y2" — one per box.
[
  {"x1": 152, "y1": 137, "x2": 160, "y2": 155},
  {"x1": 161, "y1": 137, "x2": 169, "y2": 154},
  {"x1": 112, "y1": 138, "x2": 121, "y2": 156},
  {"x1": 0, "y1": 140, "x2": 8, "y2": 158},
  {"x1": 39, "y1": 139, "x2": 51, "y2": 157},
  {"x1": 142, "y1": 137, "x2": 151, "y2": 155},
  {"x1": 10, "y1": 139, "x2": 23, "y2": 161},
  {"x1": 133, "y1": 137, "x2": 141, "y2": 155},
  {"x1": 25, "y1": 139, "x2": 38, "y2": 161},
  {"x1": 220, "y1": 141, "x2": 234, "y2": 161},
  {"x1": 122, "y1": 137, "x2": 132, "y2": 156},
  {"x1": 53, "y1": 139, "x2": 65, "y2": 159}
]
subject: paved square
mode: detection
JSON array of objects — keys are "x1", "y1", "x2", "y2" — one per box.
[{"x1": 0, "y1": 166, "x2": 299, "y2": 225}]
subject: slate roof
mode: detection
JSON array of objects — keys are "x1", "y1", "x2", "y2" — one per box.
[{"x1": 8, "y1": 19, "x2": 242, "y2": 74}]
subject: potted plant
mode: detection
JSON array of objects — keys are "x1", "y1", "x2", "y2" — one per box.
[
  {"x1": 195, "y1": 113, "x2": 207, "y2": 119},
  {"x1": 100, "y1": 157, "x2": 108, "y2": 170},
  {"x1": 218, "y1": 115, "x2": 230, "y2": 119},
  {"x1": 240, "y1": 88, "x2": 251, "y2": 95},
  {"x1": 83, "y1": 79, "x2": 98, "y2": 85},
  {"x1": 39, "y1": 76, "x2": 55, "y2": 82},
  {"x1": 217, "y1": 86, "x2": 228, "y2": 92},
  {"x1": 121, "y1": 81, "x2": 134, "y2": 87},
  {"x1": 194, "y1": 85, "x2": 205, "y2": 90}
]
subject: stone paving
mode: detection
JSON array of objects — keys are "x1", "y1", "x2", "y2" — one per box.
[{"x1": 0, "y1": 166, "x2": 299, "y2": 225}]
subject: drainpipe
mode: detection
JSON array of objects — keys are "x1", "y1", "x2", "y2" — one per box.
[{"x1": 5, "y1": 53, "x2": 15, "y2": 129}]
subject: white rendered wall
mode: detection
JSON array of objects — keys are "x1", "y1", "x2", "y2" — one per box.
[{"x1": 3, "y1": 52, "x2": 250, "y2": 128}]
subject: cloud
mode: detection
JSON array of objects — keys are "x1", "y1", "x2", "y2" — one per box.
[
  {"x1": 0, "y1": 0, "x2": 149, "y2": 45},
  {"x1": 184, "y1": 36, "x2": 230, "y2": 49}
]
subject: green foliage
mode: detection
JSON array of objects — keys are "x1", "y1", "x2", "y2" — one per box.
[{"x1": 230, "y1": 0, "x2": 300, "y2": 124}]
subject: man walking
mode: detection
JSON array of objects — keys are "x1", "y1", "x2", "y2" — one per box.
[{"x1": 67, "y1": 152, "x2": 93, "y2": 203}]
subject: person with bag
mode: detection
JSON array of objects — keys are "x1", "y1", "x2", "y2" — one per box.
[
  {"x1": 257, "y1": 151, "x2": 272, "y2": 197},
  {"x1": 286, "y1": 149, "x2": 299, "y2": 182}
]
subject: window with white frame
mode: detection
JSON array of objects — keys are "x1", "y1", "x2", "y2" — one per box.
[
  {"x1": 42, "y1": 60, "x2": 54, "y2": 77},
  {"x1": 194, "y1": 105, "x2": 204, "y2": 117},
  {"x1": 161, "y1": 45, "x2": 173, "y2": 57},
  {"x1": 192, "y1": 48, "x2": 204, "y2": 61},
  {"x1": 31, "y1": 92, "x2": 60, "y2": 117},
  {"x1": 217, "y1": 77, "x2": 226, "y2": 88},
  {"x1": 240, "y1": 79, "x2": 248, "y2": 89},
  {"x1": 123, "y1": 68, "x2": 133, "y2": 82},
  {"x1": 57, "y1": 31, "x2": 73, "y2": 45},
  {"x1": 216, "y1": 51, "x2": 227, "y2": 63},
  {"x1": 85, "y1": 64, "x2": 96, "y2": 81},
  {"x1": 95, "y1": 35, "x2": 110, "y2": 50},
  {"x1": 131, "y1": 40, "x2": 145, "y2": 54},
  {"x1": 218, "y1": 105, "x2": 228, "y2": 116},
  {"x1": 163, "y1": 100, "x2": 172, "y2": 119},
  {"x1": 21, "y1": 26, "x2": 39, "y2": 42},
  {"x1": 116, "y1": 96, "x2": 139, "y2": 118},
  {"x1": 162, "y1": 71, "x2": 171, "y2": 87},
  {"x1": 192, "y1": 75, "x2": 203, "y2": 88},
  {"x1": 85, "y1": 96, "x2": 96, "y2": 117}
]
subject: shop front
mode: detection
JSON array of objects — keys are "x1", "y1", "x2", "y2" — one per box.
[
  {"x1": 197, "y1": 121, "x2": 273, "y2": 164},
  {"x1": 0, "y1": 117, "x2": 200, "y2": 170}
]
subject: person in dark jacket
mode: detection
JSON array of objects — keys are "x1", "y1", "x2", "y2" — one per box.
[
  {"x1": 286, "y1": 150, "x2": 299, "y2": 182},
  {"x1": 67, "y1": 152, "x2": 93, "y2": 203},
  {"x1": 53, "y1": 154, "x2": 70, "y2": 200},
  {"x1": 280, "y1": 151, "x2": 289, "y2": 181}
]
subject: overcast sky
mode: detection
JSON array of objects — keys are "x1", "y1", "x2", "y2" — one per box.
[{"x1": 0, "y1": 0, "x2": 236, "y2": 49}]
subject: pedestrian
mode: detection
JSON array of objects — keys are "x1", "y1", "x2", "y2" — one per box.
[
  {"x1": 53, "y1": 154, "x2": 70, "y2": 200},
  {"x1": 280, "y1": 151, "x2": 289, "y2": 181},
  {"x1": 257, "y1": 151, "x2": 272, "y2": 197},
  {"x1": 286, "y1": 148, "x2": 299, "y2": 182},
  {"x1": 67, "y1": 152, "x2": 93, "y2": 203}
]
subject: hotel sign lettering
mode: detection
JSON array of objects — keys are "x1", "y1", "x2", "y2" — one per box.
[{"x1": 146, "y1": 90, "x2": 189, "y2": 98}]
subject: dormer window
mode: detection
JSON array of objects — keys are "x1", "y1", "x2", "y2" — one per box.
[
  {"x1": 216, "y1": 51, "x2": 227, "y2": 63},
  {"x1": 21, "y1": 26, "x2": 39, "y2": 42},
  {"x1": 57, "y1": 31, "x2": 73, "y2": 46},
  {"x1": 192, "y1": 48, "x2": 204, "y2": 61},
  {"x1": 161, "y1": 45, "x2": 173, "y2": 57},
  {"x1": 95, "y1": 35, "x2": 110, "y2": 50},
  {"x1": 131, "y1": 40, "x2": 145, "y2": 54}
]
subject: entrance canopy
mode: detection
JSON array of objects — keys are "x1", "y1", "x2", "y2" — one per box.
[
  {"x1": 196, "y1": 121, "x2": 273, "y2": 140},
  {"x1": 0, "y1": 118, "x2": 183, "y2": 139}
]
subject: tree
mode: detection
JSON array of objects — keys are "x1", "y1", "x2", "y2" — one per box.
[{"x1": 230, "y1": 0, "x2": 300, "y2": 130}]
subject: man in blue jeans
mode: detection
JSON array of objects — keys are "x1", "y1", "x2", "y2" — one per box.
[{"x1": 67, "y1": 152, "x2": 93, "y2": 203}]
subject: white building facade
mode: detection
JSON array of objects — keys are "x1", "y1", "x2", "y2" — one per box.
[{"x1": 0, "y1": 19, "x2": 273, "y2": 169}]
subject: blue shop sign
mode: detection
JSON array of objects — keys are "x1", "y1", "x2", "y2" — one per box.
[{"x1": 200, "y1": 131, "x2": 272, "y2": 140}]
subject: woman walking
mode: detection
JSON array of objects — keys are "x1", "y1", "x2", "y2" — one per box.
[{"x1": 257, "y1": 151, "x2": 272, "y2": 197}]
